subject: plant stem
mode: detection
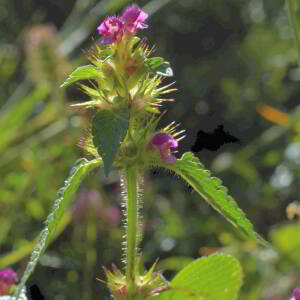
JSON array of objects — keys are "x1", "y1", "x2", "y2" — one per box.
[
  {"x1": 125, "y1": 167, "x2": 138, "y2": 287},
  {"x1": 287, "y1": 0, "x2": 300, "y2": 65}
]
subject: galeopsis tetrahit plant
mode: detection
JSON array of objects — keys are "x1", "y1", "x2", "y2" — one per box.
[{"x1": 12, "y1": 4, "x2": 270, "y2": 300}]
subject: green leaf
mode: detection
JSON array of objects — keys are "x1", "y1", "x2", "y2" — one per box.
[
  {"x1": 99, "y1": 49, "x2": 114, "y2": 62},
  {"x1": 145, "y1": 57, "x2": 173, "y2": 77},
  {"x1": 159, "y1": 152, "x2": 268, "y2": 246},
  {"x1": 60, "y1": 65, "x2": 101, "y2": 87},
  {"x1": 0, "y1": 85, "x2": 51, "y2": 152},
  {"x1": 270, "y1": 223, "x2": 300, "y2": 265},
  {"x1": 157, "y1": 254, "x2": 243, "y2": 300},
  {"x1": 92, "y1": 108, "x2": 129, "y2": 176},
  {"x1": 287, "y1": 0, "x2": 300, "y2": 65},
  {"x1": 13, "y1": 158, "x2": 101, "y2": 299}
]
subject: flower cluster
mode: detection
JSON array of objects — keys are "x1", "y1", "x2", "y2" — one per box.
[
  {"x1": 97, "y1": 5, "x2": 148, "y2": 44},
  {"x1": 0, "y1": 268, "x2": 18, "y2": 295},
  {"x1": 64, "y1": 3, "x2": 182, "y2": 170}
]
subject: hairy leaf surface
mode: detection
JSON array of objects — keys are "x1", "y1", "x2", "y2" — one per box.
[{"x1": 159, "y1": 152, "x2": 268, "y2": 246}]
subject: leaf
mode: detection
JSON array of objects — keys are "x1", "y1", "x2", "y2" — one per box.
[
  {"x1": 92, "y1": 108, "x2": 129, "y2": 176},
  {"x1": 287, "y1": 0, "x2": 300, "y2": 65},
  {"x1": 157, "y1": 254, "x2": 243, "y2": 300},
  {"x1": 13, "y1": 158, "x2": 101, "y2": 299},
  {"x1": 159, "y1": 152, "x2": 268, "y2": 246},
  {"x1": 0, "y1": 85, "x2": 51, "y2": 151},
  {"x1": 270, "y1": 223, "x2": 300, "y2": 265},
  {"x1": 145, "y1": 57, "x2": 173, "y2": 77},
  {"x1": 60, "y1": 65, "x2": 101, "y2": 87}
]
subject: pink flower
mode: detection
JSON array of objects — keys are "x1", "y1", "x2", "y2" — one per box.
[
  {"x1": 0, "y1": 268, "x2": 18, "y2": 295},
  {"x1": 290, "y1": 289, "x2": 300, "y2": 300},
  {"x1": 97, "y1": 16, "x2": 124, "y2": 44},
  {"x1": 151, "y1": 132, "x2": 178, "y2": 163},
  {"x1": 121, "y1": 5, "x2": 148, "y2": 33},
  {"x1": 104, "y1": 206, "x2": 121, "y2": 226}
]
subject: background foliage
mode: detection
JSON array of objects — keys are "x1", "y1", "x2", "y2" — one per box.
[{"x1": 0, "y1": 0, "x2": 300, "y2": 299}]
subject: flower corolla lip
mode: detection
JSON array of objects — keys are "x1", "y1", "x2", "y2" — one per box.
[
  {"x1": 121, "y1": 5, "x2": 148, "y2": 33},
  {"x1": 151, "y1": 132, "x2": 178, "y2": 163},
  {"x1": 290, "y1": 289, "x2": 300, "y2": 300},
  {"x1": 0, "y1": 268, "x2": 18, "y2": 295},
  {"x1": 97, "y1": 16, "x2": 124, "y2": 44}
]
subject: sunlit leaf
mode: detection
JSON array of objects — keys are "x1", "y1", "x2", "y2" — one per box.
[
  {"x1": 158, "y1": 152, "x2": 268, "y2": 246},
  {"x1": 270, "y1": 223, "x2": 300, "y2": 265},
  {"x1": 60, "y1": 65, "x2": 101, "y2": 87},
  {"x1": 157, "y1": 254, "x2": 243, "y2": 300}
]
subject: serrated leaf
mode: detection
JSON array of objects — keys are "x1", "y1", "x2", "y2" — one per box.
[
  {"x1": 13, "y1": 158, "x2": 101, "y2": 299},
  {"x1": 158, "y1": 152, "x2": 268, "y2": 246},
  {"x1": 145, "y1": 57, "x2": 173, "y2": 77},
  {"x1": 60, "y1": 65, "x2": 101, "y2": 87},
  {"x1": 92, "y1": 108, "x2": 129, "y2": 176},
  {"x1": 157, "y1": 254, "x2": 243, "y2": 300}
]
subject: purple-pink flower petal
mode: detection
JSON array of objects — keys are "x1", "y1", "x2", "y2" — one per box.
[
  {"x1": 121, "y1": 5, "x2": 148, "y2": 33},
  {"x1": 151, "y1": 132, "x2": 178, "y2": 164},
  {"x1": 97, "y1": 16, "x2": 124, "y2": 44},
  {"x1": 290, "y1": 289, "x2": 300, "y2": 300},
  {"x1": 0, "y1": 269, "x2": 18, "y2": 295}
]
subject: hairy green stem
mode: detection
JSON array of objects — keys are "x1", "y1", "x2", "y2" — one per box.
[
  {"x1": 287, "y1": 0, "x2": 300, "y2": 65},
  {"x1": 125, "y1": 167, "x2": 138, "y2": 287}
]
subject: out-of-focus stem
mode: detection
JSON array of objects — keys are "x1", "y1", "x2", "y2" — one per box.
[
  {"x1": 125, "y1": 167, "x2": 138, "y2": 289},
  {"x1": 287, "y1": 0, "x2": 300, "y2": 65}
]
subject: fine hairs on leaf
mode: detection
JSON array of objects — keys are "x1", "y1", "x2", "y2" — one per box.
[
  {"x1": 156, "y1": 152, "x2": 269, "y2": 247},
  {"x1": 13, "y1": 158, "x2": 101, "y2": 299}
]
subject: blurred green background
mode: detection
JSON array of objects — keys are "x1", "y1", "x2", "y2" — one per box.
[{"x1": 1, "y1": 0, "x2": 300, "y2": 299}]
